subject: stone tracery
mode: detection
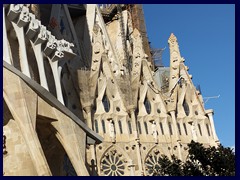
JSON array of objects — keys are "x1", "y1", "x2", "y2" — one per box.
[
  {"x1": 145, "y1": 148, "x2": 162, "y2": 176},
  {"x1": 100, "y1": 148, "x2": 126, "y2": 176}
]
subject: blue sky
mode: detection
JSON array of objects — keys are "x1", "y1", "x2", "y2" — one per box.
[{"x1": 143, "y1": 4, "x2": 235, "y2": 148}]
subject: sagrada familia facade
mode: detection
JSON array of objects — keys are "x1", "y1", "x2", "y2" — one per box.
[{"x1": 3, "y1": 4, "x2": 220, "y2": 176}]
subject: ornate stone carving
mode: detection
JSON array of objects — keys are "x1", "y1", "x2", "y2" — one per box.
[
  {"x1": 100, "y1": 148, "x2": 126, "y2": 176},
  {"x1": 7, "y1": 4, "x2": 24, "y2": 22},
  {"x1": 145, "y1": 148, "x2": 161, "y2": 176}
]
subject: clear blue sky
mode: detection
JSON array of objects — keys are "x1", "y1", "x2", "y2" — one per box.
[{"x1": 143, "y1": 4, "x2": 235, "y2": 148}]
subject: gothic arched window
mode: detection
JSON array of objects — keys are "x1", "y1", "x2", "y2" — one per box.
[
  {"x1": 138, "y1": 121, "x2": 142, "y2": 134},
  {"x1": 183, "y1": 99, "x2": 190, "y2": 116},
  {"x1": 183, "y1": 123, "x2": 188, "y2": 135},
  {"x1": 144, "y1": 121, "x2": 149, "y2": 134},
  {"x1": 102, "y1": 95, "x2": 110, "y2": 112},
  {"x1": 144, "y1": 98, "x2": 151, "y2": 114},
  {"x1": 102, "y1": 120, "x2": 106, "y2": 133},
  {"x1": 159, "y1": 122, "x2": 164, "y2": 135},
  {"x1": 206, "y1": 124, "x2": 211, "y2": 136},
  {"x1": 95, "y1": 120, "x2": 99, "y2": 133},
  {"x1": 128, "y1": 120, "x2": 132, "y2": 134},
  {"x1": 118, "y1": 120, "x2": 123, "y2": 134},
  {"x1": 198, "y1": 124, "x2": 202, "y2": 136},
  {"x1": 168, "y1": 122, "x2": 173, "y2": 135},
  {"x1": 111, "y1": 121, "x2": 116, "y2": 135},
  {"x1": 177, "y1": 123, "x2": 181, "y2": 135}
]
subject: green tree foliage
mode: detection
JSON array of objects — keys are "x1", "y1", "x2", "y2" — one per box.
[{"x1": 151, "y1": 141, "x2": 235, "y2": 176}]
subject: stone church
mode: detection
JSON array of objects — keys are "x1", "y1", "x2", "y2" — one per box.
[{"x1": 3, "y1": 4, "x2": 219, "y2": 176}]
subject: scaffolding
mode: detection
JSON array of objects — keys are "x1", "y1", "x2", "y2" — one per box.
[
  {"x1": 127, "y1": 4, "x2": 153, "y2": 69},
  {"x1": 151, "y1": 47, "x2": 165, "y2": 67}
]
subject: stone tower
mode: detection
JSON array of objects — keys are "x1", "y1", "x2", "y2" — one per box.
[{"x1": 3, "y1": 4, "x2": 219, "y2": 176}]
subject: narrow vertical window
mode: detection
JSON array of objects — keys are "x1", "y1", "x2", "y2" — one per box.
[
  {"x1": 198, "y1": 124, "x2": 202, "y2": 136},
  {"x1": 144, "y1": 98, "x2": 151, "y2": 114},
  {"x1": 206, "y1": 124, "x2": 211, "y2": 136},
  {"x1": 183, "y1": 123, "x2": 188, "y2": 135},
  {"x1": 138, "y1": 121, "x2": 142, "y2": 134},
  {"x1": 94, "y1": 120, "x2": 99, "y2": 133},
  {"x1": 144, "y1": 122, "x2": 148, "y2": 134},
  {"x1": 118, "y1": 120, "x2": 123, "y2": 134},
  {"x1": 160, "y1": 122, "x2": 164, "y2": 135},
  {"x1": 128, "y1": 120, "x2": 132, "y2": 134},
  {"x1": 177, "y1": 123, "x2": 181, "y2": 135},
  {"x1": 183, "y1": 99, "x2": 190, "y2": 116},
  {"x1": 168, "y1": 122, "x2": 173, "y2": 135},
  {"x1": 102, "y1": 95, "x2": 110, "y2": 112},
  {"x1": 113, "y1": 121, "x2": 116, "y2": 135},
  {"x1": 102, "y1": 120, "x2": 106, "y2": 133}
]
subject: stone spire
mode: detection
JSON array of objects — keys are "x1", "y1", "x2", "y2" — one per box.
[{"x1": 167, "y1": 33, "x2": 182, "y2": 112}]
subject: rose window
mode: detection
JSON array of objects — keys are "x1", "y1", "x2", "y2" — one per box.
[
  {"x1": 100, "y1": 149, "x2": 125, "y2": 176},
  {"x1": 145, "y1": 149, "x2": 161, "y2": 176}
]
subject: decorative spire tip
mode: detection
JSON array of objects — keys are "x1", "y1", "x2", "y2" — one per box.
[{"x1": 168, "y1": 33, "x2": 178, "y2": 44}]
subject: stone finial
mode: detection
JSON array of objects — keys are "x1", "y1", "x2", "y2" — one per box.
[{"x1": 168, "y1": 33, "x2": 178, "y2": 45}]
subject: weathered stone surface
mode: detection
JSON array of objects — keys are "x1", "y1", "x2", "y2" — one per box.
[{"x1": 3, "y1": 4, "x2": 219, "y2": 176}]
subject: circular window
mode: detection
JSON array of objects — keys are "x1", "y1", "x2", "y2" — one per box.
[
  {"x1": 101, "y1": 149, "x2": 125, "y2": 176},
  {"x1": 195, "y1": 111, "x2": 198, "y2": 115},
  {"x1": 112, "y1": 95, "x2": 115, "y2": 98},
  {"x1": 152, "y1": 98, "x2": 155, "y2": 101},
  {"x1": 99, "y1": 146, "x2": 102, "y2": 150},
  {"x1": 125, "y1": 146, "x2": 129, "y2": 150},
  {"x1": 116, "y1": 107, "x2": 120, "y2": 112},
  {"x1": 157, "y1": 109, "x2": 161, "y2": 114},
  {"x1": 143, "y1": 146, "x2": 146, "y2": 150},
  {"x1": 145, "y1": 149, "x2": 162, "y2": 176}
]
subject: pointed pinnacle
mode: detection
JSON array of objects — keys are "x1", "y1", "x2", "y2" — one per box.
[{"x1": 168, "y1": 33, "x2": 178, "y2": 44}]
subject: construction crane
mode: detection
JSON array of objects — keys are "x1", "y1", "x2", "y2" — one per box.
[{"x1": 203, "y1": 95, "x2": 220, "y2": 103}]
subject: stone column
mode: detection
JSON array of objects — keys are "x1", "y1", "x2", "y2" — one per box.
[
  {"x1": 28, "y1": 24, "x2": 49, "y2": 90},
  {"x1": 42, "y1": 31, "x2": 75, "y2": 105},
  {"x1": 128, "y1": 106, "x2": 143, "y2": 175},
  {"x1": 128, "y1": 105, "x2": 138, "y2": 139},
  {"x1": 169, "y1": 110, "x2": 182, "y2": 161},
  {"x1": 83, "y1": 106, "x2": 93, "y2": 129},
  {"x1": 206, "y1": 109, "x2": 220, "y2": 144},
  {"x1": 48, "y1": 59, "x2": 65, "y2": 104},
  {"x1": 86, "y1": 4, "x2": 97, "y2": 42},
  {"x1": 83, "y1": 105, "x2": 97, "y2": 175},
  {"x1": 135, "y1": 139, "x2": 143, "y2": 175},
  {"x1": 9, "y1": 5, "x2": 31, "y2": 78}
]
